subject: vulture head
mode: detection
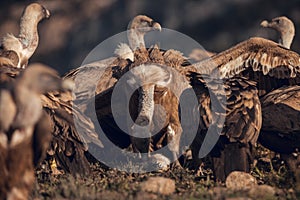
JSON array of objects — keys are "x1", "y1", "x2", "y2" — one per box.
[
  {"x1": 127, "y1": 15, "x2": 162, "y2": 50},
  {"x1": 21, "y1": 3, "x2": 51, "y2": 23},
  {"x1": 260, "y1": 16, "x2": 295, "y2": 49},
  {"x1": 128, "y1": 15, "x2": 162, "y2": 33},
  {"x1": 128, "y1": 64, "x2": 172, "y2": 153},
  {"x1": 17, "y1": 63, "x2": 73, "y2": 94}
]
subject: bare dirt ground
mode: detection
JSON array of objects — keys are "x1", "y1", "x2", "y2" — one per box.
[{"x1": 31, "y1": 145, "x2": 300, "y2": 200}]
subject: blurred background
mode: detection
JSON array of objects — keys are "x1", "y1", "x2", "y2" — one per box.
[{"x1": 0, "y1": 0, "x2": 299, "y2": 74}]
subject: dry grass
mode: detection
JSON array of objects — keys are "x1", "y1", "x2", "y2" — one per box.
[{"x1": 30, "y1": 145, "x2": 299, "y2": 200}]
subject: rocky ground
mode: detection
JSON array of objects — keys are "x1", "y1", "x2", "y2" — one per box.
[{"x1": 30, "y1": 145, "x2": 300, "y2": 200}]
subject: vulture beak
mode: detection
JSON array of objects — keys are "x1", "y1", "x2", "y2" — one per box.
[
  {"x1": 152, "y1": 22, "x2": 162, "y2": 32},
  {"x1": 44, "y1": 7, "x2": 51, "y2": 19},
  {"x1": 260, "y1": 20, "x2": 269, "y2": 28}
]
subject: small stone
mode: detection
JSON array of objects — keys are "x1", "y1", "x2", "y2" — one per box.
[
  {"x1": 140, "y1": 177, "x2": 176, "y2": 195},
  {"x1": 135, "y1": 192, "x2": 158, "y2": 200},
  {"x1": 248, "y1": 185, "x2": 276, "y2": 199},
  {"x1": 225, "y1": 171, "x2": 257, "y2": 191}
]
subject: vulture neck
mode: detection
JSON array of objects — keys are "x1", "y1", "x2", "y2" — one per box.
[
  {"x1": 18, "y1": 14, "x2": 40, "y2": 58},
  {"x1": 279, "y1": 29, "x2": 295, "y2": 49},
  {"x1": 136, "y1": 84, "x2": 155, "y2": 125},
  {"x1": 128, "y1": 30, "x2": 145, "y2": 50},
  {"x1": 12, "y1": 79, "x2": 42, "y2": 128}
]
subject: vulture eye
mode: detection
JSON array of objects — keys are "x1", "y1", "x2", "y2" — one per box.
[
  {"x1": 274, "y1": 19, "x2": 281, "y2": 24},
  {"x1": 149, "y1": 20, "x2": 154, "y2": 26},
  {"x1": 141, "y1": 20, "x2": 149, "y2": 26}
]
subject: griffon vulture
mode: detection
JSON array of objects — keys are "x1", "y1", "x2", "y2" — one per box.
[
  {"x1": 0, "y1": 64, "x2": 71, "y2": 200},
  {"x1": 0, "y1": 3, "x2": 50, "y2": 68}
]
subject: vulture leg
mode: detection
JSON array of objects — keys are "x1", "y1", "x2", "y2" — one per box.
[
  {"x1": 211, "y1": 140, "x2": 253, "y2": 182},
  {"x1": 189, "y1": 129, "x2": 206, "y2": 170},
  {"x1": 224, "y1": 142, "x2": 253, "y2": 176},
  {"x1": 166, "y1": 124, "x2": 182, "y2": 168}
]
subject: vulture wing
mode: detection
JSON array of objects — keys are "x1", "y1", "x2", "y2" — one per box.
[
  {"x1": 259, "y1": 85, "x2": 300, "y2": 154},
  {"x1": 188, "y1": 72, "x2": 261, "y2": 181},
  {"x1": 194, "y1": 37, "x2": 300, "y2": 96}
]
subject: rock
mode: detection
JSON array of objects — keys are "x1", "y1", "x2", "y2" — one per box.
[
  {"x1": 140, "y1": 177, "x2": 176, "y2": 195},
  {"x1": 248, "y1": 185, "x2": 276, "y2": 199},
  {"x1": 135, "y1": 192, "x2": 159, "y2": 200},
  {"x1": 225, "y1": 171, "x2": 257, "y2": 191}
]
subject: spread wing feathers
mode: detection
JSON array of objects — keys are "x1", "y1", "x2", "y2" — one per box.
[
  {"x1": 194, "y1": 37, "x2": 300, "y2": 94},
  {"x1": 63, "y1": 57, "x2": 131, "y2": 112},
  {"x1": 189, "y1": 72, "x2": 262, "y2": 145},
  {"x1": 223, "y1": 77, "x2": 262, "y2": 144},
  {"x1": 189, "y1": 72, "x2": 261, "y2": 181},
  {"x1": 41, "y1": 91, "x2": 103, "y2": 175},
  {"x1": 188, "y1": 48, "x2": 216, "y2": 61},
  {"x1": 259, "y1": 85, "x2": 300, "y2": 154}
]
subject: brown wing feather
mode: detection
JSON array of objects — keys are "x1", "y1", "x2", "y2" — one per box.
[
  {"x1": 64, "y1": 57, "x2": 131, "y2": 113},
  {"x1": 223, "y1": 77, "x2": 261, "y2": 144},
  {"x1": 189, "y1": 73, "x2": 261, "y2": 144},
  {"x1": 41, "y1": 90, "x2": 103, "y2": 175},
  {"x1": 188, "y1": 72, "x2": 261, "y2": 181},
  {"x1": 194, "y1": 37, "x2": 300, "y2": 95}
]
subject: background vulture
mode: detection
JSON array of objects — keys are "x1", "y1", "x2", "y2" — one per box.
[
  {"x1": 0, "y1": 2, "x2": 101, "y2": 176},
  {"x1": 186, "y1": 19, "x2": 300, "y2": 180},
  {"x1": 260, "y1": 16, "x2": 295, "y2": 50},
  {"x1": 0, "y1": 64, "x2": 71, "y2": 200},
  {"x1": 258, "y1": 16, "x2": 300, "y2": 172},
  {"x1": 0, "y1": 3, "x2": 50, "y2": 69}
]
